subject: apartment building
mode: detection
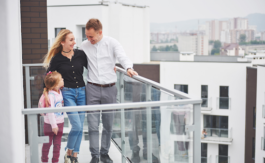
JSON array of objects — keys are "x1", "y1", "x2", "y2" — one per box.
[
  {"x1": 47, "y1": 2, "x2": 150, "y2": 64},
  {"x1": 178, "y1": 33, "x2": 209, "y2": 55},
  {"x1": 160, "y1": 61, "x2": 252, "y2": 163},
  {"x1": 201, "y1": 17, "x2": 255, "y2": 44},
  {"x1": 230, "y1": 29, "x2": 255, "y2": 43}
]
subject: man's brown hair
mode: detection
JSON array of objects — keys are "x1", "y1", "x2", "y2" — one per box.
[{"x1": 86, "y1": 18, "x2": 102, "y2": 31}]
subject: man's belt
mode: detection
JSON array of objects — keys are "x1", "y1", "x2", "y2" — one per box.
[{"x1": 88, "y1": 82, "x2": 115, "y2": 87}]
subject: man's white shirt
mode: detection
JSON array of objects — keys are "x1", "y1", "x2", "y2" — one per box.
[{"x1": 81, "y1": 36, "x2": 133, "y2": 84}]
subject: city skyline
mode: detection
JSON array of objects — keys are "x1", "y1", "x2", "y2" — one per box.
[{"x1": 47, "y1": 0, "x2": 265, "y2": 23}]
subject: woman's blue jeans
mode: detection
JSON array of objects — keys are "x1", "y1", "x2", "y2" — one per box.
[{"x1": 62, "y1": 86, "x2": 86, "y2": 154}]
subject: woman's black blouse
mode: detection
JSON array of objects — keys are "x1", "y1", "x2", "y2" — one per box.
[{"x1": 46, "y1": 49, "x2": 88, "y2": 88}]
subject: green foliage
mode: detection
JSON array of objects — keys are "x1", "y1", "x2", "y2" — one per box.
[
  {"x1": 210, "y1": 40, "x2": 221, "y2": 55},
  {"x1": 239, "y1": 40, "x2": 265, "y2": 45},
  {"x1": 239, "y1": 34, "x2": 246, "y2": 43},
  {"x1": 211, "y1": 48, "x2": 220, "y2": 55},
  {"x1": 209, "y1": 40, "x2": 214, "y2": 44},
  {"x1": 151, "y1": 44, "x2": 178, "y2": 52},
  {"x1": 213, "y1": 40, "x2": 222, "y2": 49},
  {"x1": 151, "y1": 46, "x2": 158, "y2": 52}
]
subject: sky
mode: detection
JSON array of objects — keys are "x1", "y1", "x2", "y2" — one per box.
[{"x1": 48, "y1": 0, "x2": 265, "y2": 23}]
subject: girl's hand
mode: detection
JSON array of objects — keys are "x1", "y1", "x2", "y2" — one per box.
[
  {"x1": 52, "y1": 127, "x2": 58, "y2": 135},
  {"x1": 114, "y1": 67, "x2": 117, "y2": 73},
  {"x1": 43, "y1": 88, "x2": 50, "y2": 107}
]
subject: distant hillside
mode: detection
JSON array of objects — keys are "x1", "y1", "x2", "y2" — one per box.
[
  {"x1": 246, "y1": 13, "x2": 265, "y2": 31},
  {"x1": 151, "y1": 13, "x2": 265, "y2": 32}
]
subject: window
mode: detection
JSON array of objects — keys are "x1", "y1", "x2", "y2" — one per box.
[
  {"x1": 55, "y1": 28, "x2": 66, "y2": 37},
  {"x1": 218, "y1": 145, "x2": 228, "y2": 163},
  {"x1": 82, "y1": 27, "x2": 87, "y2": 41},
  {"x1": 203, "y1": 115, "x2": 228, "y2": 138},
  {"x1": 201, "y1": 85, "x2": 208, "y2": 107},
  {"x1": 174, "y1": 84, "x2": 188, "y2": 94},
  {"x1": 219, "y1": 86, "x2": 229, "y2": 109},
  {"x1": 201, "y1": 143, "x2": 207, "y2": 163}
]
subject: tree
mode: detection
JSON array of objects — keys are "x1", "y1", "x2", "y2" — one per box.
[
  {"x1": 213, "y1": 40, "x2": 221, "y2": 49},
  {"x1": 239, "y1": 34, "x2": 246, "y2": 43},
  {"x1": 151, "y1": 46, "x2": 157, "y2": 52}
]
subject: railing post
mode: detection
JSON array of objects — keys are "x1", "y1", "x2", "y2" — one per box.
[
  {"x1": 193, "y1": 103, "x2": 201, "y2": 163},
  {"x1": 146, "y1": 84, "x2": 152, "y2": 163},
  {"x1": 119, "y1": 73, "x2": 126, "y2": 163},
  {"x1": 27, "y1": 114, "x2": 39, "y2": 163},
  {"x1": 25, "y1": 66, "x2": 31, "y2": 108}
]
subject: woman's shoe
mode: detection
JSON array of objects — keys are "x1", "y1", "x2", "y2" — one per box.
[{"x1": 64, "y1": 153, "x2": 72, "y2": 163}]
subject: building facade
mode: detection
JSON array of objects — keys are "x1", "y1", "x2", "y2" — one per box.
[{"x1": 47, "y1": 2, "x2": 150, "y2": 64}]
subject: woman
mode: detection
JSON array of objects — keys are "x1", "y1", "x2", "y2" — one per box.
[{"x1": 43, "y1": 29, "x2": 87, "y2": 163}]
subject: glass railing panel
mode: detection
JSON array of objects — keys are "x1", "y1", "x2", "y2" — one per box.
[
  {"x1": 202, "y1": 128, "x2": 232, "y2": 142},
  {"x1": 117, "y1": 72, "x2": 176, "y2": 103},
  {"x1": 216, "y1": 97, "x2": 231, "y2": 110},
  {"x1": 38, "y1": 111, "x2": 124, "y2": 163},
  {"x1": 29, "y1": 66, "x2": 47, "y2": 108},
  {"x1": 201, "y1": 97, "x2": 212, "y2": 110},
  {"x1": 216, "y1": 156, "x2": 230, "y2": 163}
]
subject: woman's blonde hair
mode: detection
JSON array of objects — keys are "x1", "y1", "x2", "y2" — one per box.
[
  {"x1": 43, "y1": 29, "x2": 72, "y2": 68},
  {"x1": 44, "y1": 71, "x2": 62, "y2": 92}
]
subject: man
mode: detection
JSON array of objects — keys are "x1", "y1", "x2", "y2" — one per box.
[{"x1": 81, "y1": 18, "x2": 138, "y2": 163}]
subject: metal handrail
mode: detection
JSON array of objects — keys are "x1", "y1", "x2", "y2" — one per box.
[
  {"x1": 22, "y1": 63, "x2": 192, "y2": 99},
  {"x1": 116, "y1": 67, "x2": 191, "y2": 99},
  {"x1": 22, "y1": 99, "x2": 201, "y2": 115}
]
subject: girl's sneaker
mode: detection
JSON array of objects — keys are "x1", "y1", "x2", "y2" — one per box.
[
  {"x1": 64, "y1": 153, "x2": 71, "y2": 163},
  {"x1": 71, "y1": 157, "x2": 79, "y2": 163}
]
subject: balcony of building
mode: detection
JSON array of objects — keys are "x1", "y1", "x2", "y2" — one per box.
[
  {"x1": 201, "y1": 128, "x2": 233, "y2": 145},
  {"x1": 216, "y1": 155, "x2": 230, "y2": 163},
  {"x1": 216, "y1": 97, "x2": 231, "y2": 110},
  {"x1": 22, "y1": 64, "x2": 202, "y2": 163}
]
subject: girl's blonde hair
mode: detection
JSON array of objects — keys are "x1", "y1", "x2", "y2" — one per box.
[
  {"x1": 44, "y1": 71, "x2": 62, "y2": 92},
  {"x1": 43, "y1": 29, "x2": 73, "y2": 68}
]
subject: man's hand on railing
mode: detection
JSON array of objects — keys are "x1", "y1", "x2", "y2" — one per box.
[
  {"x1": 52, "y1": 127, "x2": 58, "y2": 135},
  {"x1": 43, "y1": 88, "x2": 51, "y2": 107},
  {"x1": 127, "y1": 68, "x2": 138, "y2": 77}
]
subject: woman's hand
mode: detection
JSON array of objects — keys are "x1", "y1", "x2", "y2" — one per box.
[
  {"x1": 43, "y1": 88, "x2": 50, "y2": 107},
  {"x1": 114, "y1": 67, "x2": 117, "y2": 73},
  {"x1": 52, "y1": 127, "x2": 58, "y2": 135}
]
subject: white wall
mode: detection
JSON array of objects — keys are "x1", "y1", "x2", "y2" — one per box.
[
  {"x1": 47, "y1": 3, "x2": 150, "y2": 64},
  {"x1": 255, "y1": 66, "x2": 265, "y2": 163},
  {"x1": 160, "y1": 62, "x2": 252, "y2": 163},
  {"x1": 0, "y1": 0, "x2": 25, "y2": 162}
]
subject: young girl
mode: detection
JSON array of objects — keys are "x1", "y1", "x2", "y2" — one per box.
[{"x1": 41, "y1": 71, "x2": 64, "y2": 163}]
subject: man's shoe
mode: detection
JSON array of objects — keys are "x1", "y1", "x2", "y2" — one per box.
[
  {"x1": 100, "y1": 154, "x2": 113, "y2": 163},
  {"x1": 64, "y1": 153, "x2": 71, "y2": 163},
  {"x1": 143, "y1": 153, "x2": 160, "y2": 163},
  {"x1": 71, "y1": 157, "x2": 79, "y2": 163},
  {"x1": 131, "y1": 150, "x2": 140, "y2": 163},
  {"x1": 90, "y1": 156, "x2": 99, "y2": 163}
]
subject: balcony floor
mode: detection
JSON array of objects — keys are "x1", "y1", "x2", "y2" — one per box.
[{"x1": 25, "y1": 141, "x2": 124, "y2": 163}]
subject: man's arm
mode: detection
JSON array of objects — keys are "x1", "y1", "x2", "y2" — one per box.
[{"x1": 113, "y1": 39, "x2": 138, "y2": 77}]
